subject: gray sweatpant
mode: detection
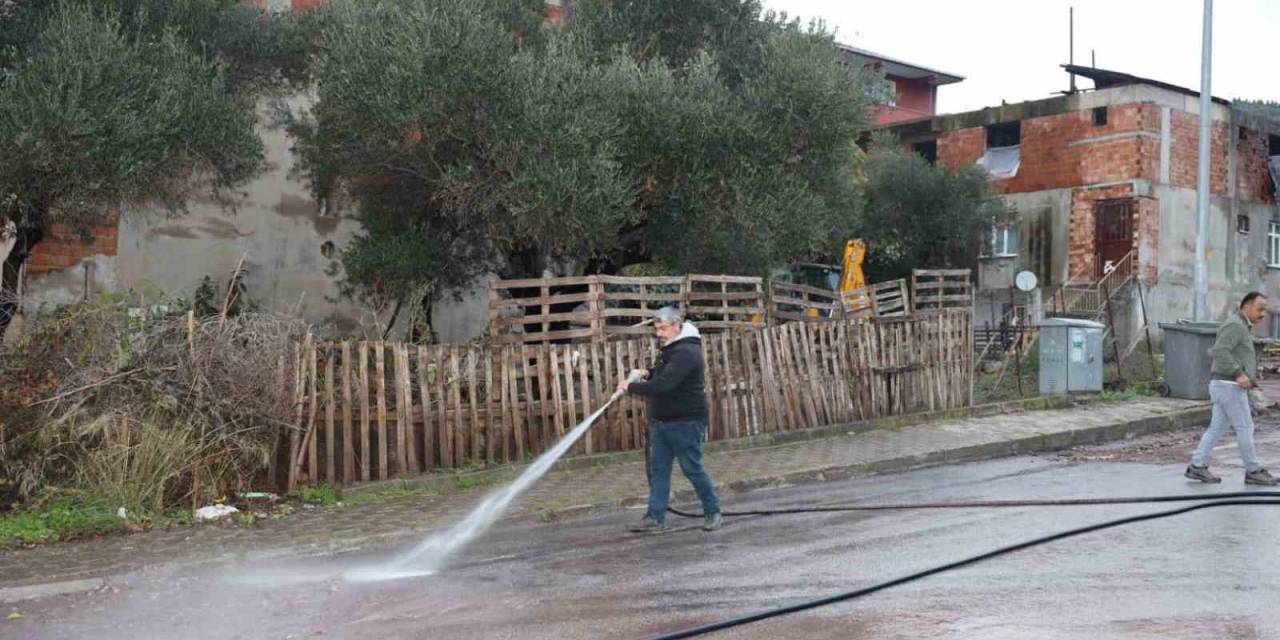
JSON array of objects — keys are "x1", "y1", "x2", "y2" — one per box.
[{"x1": 1190, "y1": 380, "x2": 1263, "y2": 472}]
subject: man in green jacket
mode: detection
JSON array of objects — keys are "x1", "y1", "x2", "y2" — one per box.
[{"x1": 1186, "y1": 291, "x2": 1279, "y2": 485}]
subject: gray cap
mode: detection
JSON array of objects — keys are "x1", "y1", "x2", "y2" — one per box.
[{"x1": 635, "y1": 306, "x2": 683, "y2": 326}]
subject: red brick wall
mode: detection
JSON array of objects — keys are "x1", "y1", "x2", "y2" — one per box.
[
  {"x1": 1067, "y1": 184, "x2": 1134, "y2": 281},
  {"x1": 1135, "y1": 195, "x2": 1159, "y2": 284},
  {"x1": 935, "y1": 103, "x2": 1160, "y2": 194},
  {"x1": 1235, "y1": 127, "x2": 1274, "y2": 204},
  {"x1": 1020, "y1": 104, "x2": 1154, "y2": 193},
  {"x1": 937, "y1": 127, "x2": 985, "y2": 168},
  {"x1": 1168, "y1": 110, "x2": 1229, "y2": 195},
  {"x1": 26, "y1": 219, "x2": 119, "y2": 274}
]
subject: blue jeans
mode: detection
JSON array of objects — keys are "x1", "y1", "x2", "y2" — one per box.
[
  {"x1": 646, "y1": 420, "x2": 720, "y2": 523},
  {"x1": 1191, "y1": 380, "x2": 1263, "y2": 472}
]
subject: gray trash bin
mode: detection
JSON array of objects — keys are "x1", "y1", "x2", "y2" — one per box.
[
  {"x1": 1159, "y1": 322, "x2": 1219, "y2": 400},
  {"x1": 1039, "y1": 318, "x2": 1105, "y2": 394}
]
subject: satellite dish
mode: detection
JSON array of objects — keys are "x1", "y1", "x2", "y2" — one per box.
[{"x1": 1015, "y1": 270, "x2": 1038, "y2": 292}]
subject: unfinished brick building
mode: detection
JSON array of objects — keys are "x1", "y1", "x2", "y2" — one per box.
[{"x1": 888, "y1": 65, "x2": 1280, "y2": 340}]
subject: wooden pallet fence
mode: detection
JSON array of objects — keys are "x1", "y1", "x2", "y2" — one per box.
[
  {"x1": 839, "y1": 286, "x2": 874, "y2": 320},
  {"x1": 287, "y1": 309, "x2": 972, "y2": 487},
  {"x1": 911, "y1": 269, "x2": 973, "y2": 311},
  {"x1": 681, "y1": 275, "x2": 768, "y2": 331},
  {"x1": 487, "y1": 272, "x2": 966, "y2": 344},
  {"x1": 769, "y1": 281, "x2": 846, "y2": 323},
  {"x1": 870, "y1": 279, "x2": 911, "y2": 317},
  {"x1": 488, "y1": 276, "x2": 599, "y2": 344},
  {"x1": 598, "y1": 274, "x2": 687, "y2": 338}
]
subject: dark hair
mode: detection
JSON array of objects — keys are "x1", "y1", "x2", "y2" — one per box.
[{"x1": 1241, "y1": 291, "x2": 1266, "y2": 308}]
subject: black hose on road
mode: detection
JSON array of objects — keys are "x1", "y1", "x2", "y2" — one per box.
[
  {"x1": 647, "y1": 498, "x2": 1280, "y2": 639},
  {"x1": 666, "y1": 489, "x2": 1280, "y2": 517}
]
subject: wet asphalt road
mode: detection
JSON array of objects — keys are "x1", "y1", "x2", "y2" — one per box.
[{"x1": 9, "y1": 428, "x2": 1280, "y2": 640}]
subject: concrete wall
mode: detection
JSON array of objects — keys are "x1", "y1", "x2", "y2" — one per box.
[
  {"x1": 985, "y1": 189, "x2": 1073, "y2": 285},
  {"x1": 431, "y1": 278, "x2": 493, "y2": 344},
  {"x1": 24, "y1": 99, "x2": 377, "y2": 337},
  {"x1": 22, "y1": 97, "x2": 496, "y2": 343},
  {"x1": 1146, "y1": 185, "x2": 1280, "y2": 329}
]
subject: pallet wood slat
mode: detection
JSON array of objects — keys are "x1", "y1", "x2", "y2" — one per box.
[
  {"x1": 306, "y1": 338, "x2": 319, "y2": 482},
  {"x1": 341, "y1": 342, "x2": 355, "y2": 483},
  {"x1": 391, "y1": 346, "x2": 406, "y2": 474},
  {"x1": 436, "y1": 346, "x2": 451, "y2": 468},
  {"x1": 374, "y1": 342, "x2": 387, "y2": 480},
  {"x1": 401, "y1": 345, "x2": 420, "y2": 473},
  {"x1": 288, "y1": 341, "x2": 305, "y2": 490},
  {"x1": 448, "y1": 348, "x2": 462, "y2": 465},
  {"x1": 424, "y1": 348, "x2": 440, "y2": 468},
  {"x1": 289, "y1": 308, "x2": 973, "y2": 487},
  {"x1": 325, "y1": 350, "x2": 336, "y2": 483}
]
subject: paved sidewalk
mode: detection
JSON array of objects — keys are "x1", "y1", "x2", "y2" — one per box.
[{"x1": 0, "y1": 396, "x2": 1207, "y2": 601}]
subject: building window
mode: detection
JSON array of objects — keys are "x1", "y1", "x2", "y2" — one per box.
[
  {"x1": 986, "y1": 121, "x2": 1021, "y2": 148},
  {"x1": 886, "y1": 79, "x2": 898, "y2": 107},
  {"x1": 979, "y1": 122, "x2": 1022, "y2": 180},
  {"x1": 1270, "y1": 134, "x2": 1280, "y2": 156},
  {"x1": 1238, "y1": 215, "x2": 1251, "y2": 235},
  {"x1": 913, "y1": 140, "x2": 937, "y2": 165},
  {"x1": 988, "y1": 224, "x2": 1019, "y2": 258},
  {"x1": 1269, "y1": 221, "x2": 1280, "y2": 268},
  {"x1": 1093, "y1": 107, "x2": 1108, "y2": 126}
]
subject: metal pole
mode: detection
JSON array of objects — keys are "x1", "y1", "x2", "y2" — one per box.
[
  {"x1": 1193, "y1": 0, "x2": 1214, "y2": 321},
  {"x1": 1137, "y1": 282, "x2": 1158, "y2": 381},
  {"x1": 1011, "y1": 287, "x2": 1023, "y2": 397},
  {"x1": 1103, "y1": 282, "x2": 1125, "y2": 387},
  {"x1": 1069, "y1": 7, "x2": 1076, "y2": 93}
]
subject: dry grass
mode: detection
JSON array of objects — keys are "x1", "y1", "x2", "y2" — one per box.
[{"x1": 1, "y1": 298, "x2": 307, "y2": 514}]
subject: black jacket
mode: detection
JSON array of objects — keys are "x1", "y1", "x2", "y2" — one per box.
[{"x1": 627, "y1": 324, "x2": 708, "y2": 423}]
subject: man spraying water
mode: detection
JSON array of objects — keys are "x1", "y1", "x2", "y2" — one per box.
[{"x1": 618, "y1": 307, "x2": 723, "y2": 533}]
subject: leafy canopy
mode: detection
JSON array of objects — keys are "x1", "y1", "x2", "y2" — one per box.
[
  {"x1": 296, "y1": 0, "x2": 879, "y2": 304},
  {"x1": 0, "y1": 1, "x2": 301, "y2": 234}
]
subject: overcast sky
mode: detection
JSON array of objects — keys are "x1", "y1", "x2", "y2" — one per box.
[{"x1": 763, "y1": 0, "x2": 1280, "y2": 114}]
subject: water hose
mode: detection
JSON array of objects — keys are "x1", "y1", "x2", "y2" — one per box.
[
  {"x1": 624, "y1": 389, "x2": 1280, "y2": 636},
  {"x1": 647, "y1": 497, "x2": 1280, "y2": 639}
]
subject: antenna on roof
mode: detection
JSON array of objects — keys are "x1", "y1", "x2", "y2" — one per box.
[
  {"x1": 1069, "y1": 7, "x2": 1076, "y2": 93},
  {"x1": 1092, "y1": 49, "x2": 1096, "y2": 68}
]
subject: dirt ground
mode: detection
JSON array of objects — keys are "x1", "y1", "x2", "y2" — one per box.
[{"x1": 1053, "y1": 411, "x2": 1280, "y2": 465}]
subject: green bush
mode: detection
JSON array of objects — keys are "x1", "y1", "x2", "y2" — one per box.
[{"x1": 0, "y1": 497, "x2": 121, "y2": 546}]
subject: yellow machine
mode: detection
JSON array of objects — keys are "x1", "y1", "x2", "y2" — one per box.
[
  {"x1": 799, "y1": 239, "x2": 867, "y2": 318},
  {"x1": 835, "y1": 239, "x2": 870, "y2": 316},
  {"x1": 753, "y1": 239, "x2": 868, "y2": 323},
  {"x1": 838, "y1": 239, "x2": 866, "y2": 293}
]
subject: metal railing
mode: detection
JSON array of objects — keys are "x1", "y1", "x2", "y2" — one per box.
[{"x1": 1045, "y1": 250, "x2": 1135, "y2": 319}]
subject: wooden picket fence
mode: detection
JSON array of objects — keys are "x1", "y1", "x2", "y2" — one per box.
[{"x1": 285, "y1": 308, "x2": 973, "y2": 488}]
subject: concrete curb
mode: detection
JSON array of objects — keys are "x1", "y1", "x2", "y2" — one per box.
[{"x1": 344, "y1": 394, "x2": 1103, "y2": 498}]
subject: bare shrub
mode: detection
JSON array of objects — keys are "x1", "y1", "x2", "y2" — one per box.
[{"x1": 1, "y1": 299, "x2": 307, "y2": 513}]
